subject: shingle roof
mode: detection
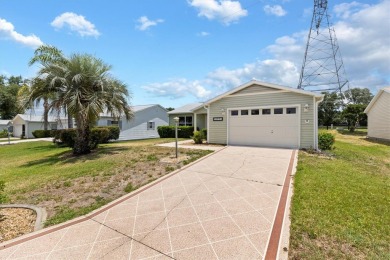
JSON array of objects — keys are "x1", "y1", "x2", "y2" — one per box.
[
  {"x1": 99, "y1": 104, "x2": 164, "y2": 117},
  {"x1": 0, "y1": 120, "x2": 11, "y2": 125},
  {"x1": 16, "y1": 114, "x2": 63, "y2": 122},
  {"x1": 167, "y1": 103, "x2": 203, "y2": 114}
]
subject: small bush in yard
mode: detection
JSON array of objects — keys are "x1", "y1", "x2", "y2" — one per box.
[
  {"x1": 192, "y1": 131, "x2": 204, "y2": 144},
  {"x1": 318, "y1": 132, "x2": 335, "y2": 150},
  {"x1": 90, "y1": 128, "x2": 110, "y2": 149},
  {"x1": 96, "y1": 126, "x2": 120, "y2": 141}
]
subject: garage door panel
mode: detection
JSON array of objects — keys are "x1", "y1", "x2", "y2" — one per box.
[{"x1": 228, "y1": 107, "x2": 299, "y2": 148}]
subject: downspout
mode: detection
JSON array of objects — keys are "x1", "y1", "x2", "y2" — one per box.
[
  {"x1": 204, "y1": 105, "x2": 209, "y2": 143},
  {"x1": 315, "y1": 96, "x2": 324, "y2": 150}
]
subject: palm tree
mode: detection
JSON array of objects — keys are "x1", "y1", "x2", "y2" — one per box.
[
  {"x1": 43, "y1": 54, "x2": 133, "y2": 155},
  {"x1": 27, "y1": 45, "x2": 70, "y2": 128}
]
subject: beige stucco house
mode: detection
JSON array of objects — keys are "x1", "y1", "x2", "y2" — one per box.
[
  {"x1": 364, "y1": 87, "x2": 390, "y2": 141},
  {"x1": 170, "y1": 80, "x2": 324, "y2": 149}
]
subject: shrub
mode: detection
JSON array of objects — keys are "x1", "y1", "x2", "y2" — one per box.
[
  {"x1": 53, "y1": 129, "x2": 77, "y2": 147},
  {"x1": 96, "y1": 126, "x2": 120, "y2": 142},
  {"x1": 192, "y1": 131, "x2": 204, "y2": 144},
  {"x1": 201, "y1": 128, "x2": 207, "y2": 139},
  {"x1": 0, "y1": 129, "x2": 8, "y2": 138},
  {"x1": 318, "y1": 132, "x2": 335, "y2": 150},
  {"x1": 0, "y1": 180, "x2": 7, "y2": 203},
  {"x1": 89, "y1": 128, "x2": 110, "y2": 149},
  {"x1": 32, "y1": 130, "x2": 54, "y2": 138},
  {"x1": 157, "y1": 126, "x2": 194, "y2": 138}
]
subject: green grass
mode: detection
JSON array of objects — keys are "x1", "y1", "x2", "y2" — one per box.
[
  {"x1": 290, "y1": 130, "x2": 390, "y2": 259},
  {"x1": 0, "y1": 137, "x2": 212, "y2": 228}
]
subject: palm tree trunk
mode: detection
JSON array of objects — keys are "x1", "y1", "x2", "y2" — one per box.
[
  {"x1": 67, "y1": 111, "x2": 73, "y2": 129},
  {"x1": 73, "y1": 123, "x2": 91, "y2": 155},
  {"x1": 43, "y1": 98, "x2": 49, "y2": 131}
]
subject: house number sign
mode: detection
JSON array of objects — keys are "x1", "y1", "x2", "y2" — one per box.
[{"x1": 213, "y1": 117, "x2": 223, "y2": 121}]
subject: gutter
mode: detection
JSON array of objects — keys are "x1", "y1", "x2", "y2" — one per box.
[
  {"x1": 315, "y1": 95, "x2": 325, "y2": 150},
  {"x1": 204, "y1": 105, "x2": 209, "y2": 143}
]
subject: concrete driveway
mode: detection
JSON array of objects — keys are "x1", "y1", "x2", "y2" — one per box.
[{"x1": 0, "y1": 146, "x2": 296, "y2": 260}]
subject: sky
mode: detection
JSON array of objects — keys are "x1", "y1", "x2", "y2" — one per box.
[{"x1": 0, "y1": 0, "x2": 389, "y2": 112}]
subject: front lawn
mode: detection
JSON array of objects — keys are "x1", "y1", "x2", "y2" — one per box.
[
  {"x1": 0, "y1": 138, "x2": 212, "y2": 229},
  {"x1": 290, "y1": 130, "x2": 390, "y2": 259}
]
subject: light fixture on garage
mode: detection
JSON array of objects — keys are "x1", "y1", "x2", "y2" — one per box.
[{"x1": 304, "y1": 104, "x2": 309, "y2": 112}]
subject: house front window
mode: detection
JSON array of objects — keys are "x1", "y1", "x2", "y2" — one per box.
[
  {"x1": 178, "y1": 116, "x2": 193, "y2": 126},
  {"x1": 147, "y1": 121, "x2": 155, "y2": 130}
]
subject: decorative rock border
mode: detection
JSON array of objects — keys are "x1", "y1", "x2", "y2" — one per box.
[{"x1": 0, "y1": 204, "x2": 47, "y2": 231}]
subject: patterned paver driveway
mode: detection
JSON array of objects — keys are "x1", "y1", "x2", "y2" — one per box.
[{"x1": 0, "y1": 146, "x2": 295, "y2": 260}]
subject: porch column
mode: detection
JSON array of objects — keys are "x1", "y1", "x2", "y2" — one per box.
[{"x1": 194, "y1": 113, "x2": 197, "y2": 132}]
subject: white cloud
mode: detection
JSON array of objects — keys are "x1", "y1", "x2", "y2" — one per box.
[
  {"x1": 263, "y1": 5, "x2": 287, "y2": 17},
  {"x1": 51, "y1": 12, "x2": 100, "y2": 37},
  {"x1": 144, "y1": 0, "x2": 389, "y2": 100},
  {"x1": 189, "y1": 0, "x2": 248, "y2": 25},
  {"x1": 0, "y1": 18, "x2": 43, "y2": 48},
  {"x1": 333, "y1": 1, "x2": 369, "y2": 19},
  {"x1": 136, "y1": 16, "x2": 164, "y2": 31},
  {"x1": 142, "y1": 78, "x2": 212, "y2": 100},
  {"x1": 197, "y1": 31, "x2": 210, "y2": 37}
]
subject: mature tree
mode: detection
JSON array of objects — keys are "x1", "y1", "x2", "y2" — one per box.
[
  {"x1": 8, "y1": 76, "x2": 23, "y2": 85},
  {"x1": 42, "y1": 54, "x2": 133, "y2": 155},
  {"x1": 345, "y1": 88, "x2": 374, "y2": 105},
  {"x1": 166, "y1": 107, "x2": 175, "y2": 111},
  {"x1": 0, "y1": 75, "x2": 25, "y2": 119},
  {"x1": 318, "y1": 91, "x2": 342, "y2": 128},
  {"x1": 342, "y1": 104, "x2": 367, "y2": 132}
]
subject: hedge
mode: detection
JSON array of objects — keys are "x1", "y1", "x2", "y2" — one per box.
[
  {"x1": 0, "y1": 129, "x2": 8, "y2": 138},
  {"x1": 32, "y1": 130, "x2": 55, "y2": 138},
  {"x1": 53, "y1": 126, "x2": 120, "y2": 148},
  {"x1": 157, "y1": 126, "x2": 194, "y2": 138}
]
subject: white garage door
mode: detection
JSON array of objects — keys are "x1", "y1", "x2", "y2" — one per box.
[{"x1": 228, "y1": 106, "x2": 299, "y2": 148}]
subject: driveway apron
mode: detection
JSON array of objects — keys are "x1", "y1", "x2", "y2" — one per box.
[{"x1": 0, "y1": 146, "x2": 295, "y2": 260}]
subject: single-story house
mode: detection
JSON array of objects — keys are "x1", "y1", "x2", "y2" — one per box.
[
  {"x1": 12, "y1": 114, "x2": 68, "y2": 138},
  {"x1": 169, "y1": 80, "x2": 324, "y2": 149},
  {"x1": 167, "y1": 103, "x2": 207, "y2": 130},
  {"x1": 97, "y1": 104, "x2": 168, "y2": 140},
  {"x1": 364, "y1": 87, "x2": 390, "y2": 141},
  {"x1": 0, "y1": 120, "x2": 11, "y2": 131}
]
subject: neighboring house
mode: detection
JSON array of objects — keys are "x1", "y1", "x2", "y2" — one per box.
[
  {"x1": 167, "y1": 103, "x2": 207, "y2": 131},
  {"x1": 12, "y1": 114, "x2": 68, "y2": 138},
  {"x1": 364, "y1": 87, "x2": 390, "y2": 141},
  {"x1": 97, "y1": 104, "x2": 168, "y2": 140},
  {"x1": 170, "y1": 80, "x2": 324, "y2": 149},
  {"x1": 0, "y1": 120, "x2": 11, "y2": 131}
]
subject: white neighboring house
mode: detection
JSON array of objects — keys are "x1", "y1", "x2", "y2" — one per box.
[
  {"x1": 364, "y1": 87, "x2": 390, "y2": 141},
  {"x1": 97, "y1": 104, "x2": 168, "y2": 140},
  {"x1": 12, "y1": 114, "x2": 68, "y2": 138},
  {"x1": 0, "y1": 120, "x2": 11, "y2": 131}
]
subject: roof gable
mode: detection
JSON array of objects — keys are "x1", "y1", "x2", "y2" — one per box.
[
  {"x1": 205, "y1": 80, "x2": 323, "y2": 105},
  {"x1": 364, "y1": 87, "x2": 390, "y2": 113}
]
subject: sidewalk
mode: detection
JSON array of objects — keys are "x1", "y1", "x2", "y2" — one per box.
[{"x1": 0, "y1": 138, "x2": 53, "y2": 145}]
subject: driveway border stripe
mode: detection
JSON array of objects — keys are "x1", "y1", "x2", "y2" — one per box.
[
  {"x1": 264, "y1": 149, "x2": 296, "y2": 260},
  {"x1": 0, "y1": 147, "x2": 226, "y2": 250}
]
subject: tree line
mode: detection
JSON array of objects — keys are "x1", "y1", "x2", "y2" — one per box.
[{"x1": 318, "y1": 88, "x2": 374, "y2": 131}]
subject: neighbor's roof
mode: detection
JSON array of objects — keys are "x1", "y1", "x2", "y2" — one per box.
[
  {"x1": 204, "y1": 80, "x2": 324, "y2": 105},
  {"x1": 0, "y1": 120, "x2": 11, "y2": 125},
  {"x1": 167, "y1": 103, "x2": 203, "y2": 114},
  {"x1": 14, "y1": 114, "x2": 65, "y2": 122},
  {"x1": 100, "y1": 104, "x2": 166, "y2": 117},
  {"x1": 364, "y1": 86, "x2": 390, "y2": 113}
]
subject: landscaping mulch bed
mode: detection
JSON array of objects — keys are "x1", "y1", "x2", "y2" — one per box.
[{"x1": 0, "y1": 208, "x2": 36, "y2": 243}]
